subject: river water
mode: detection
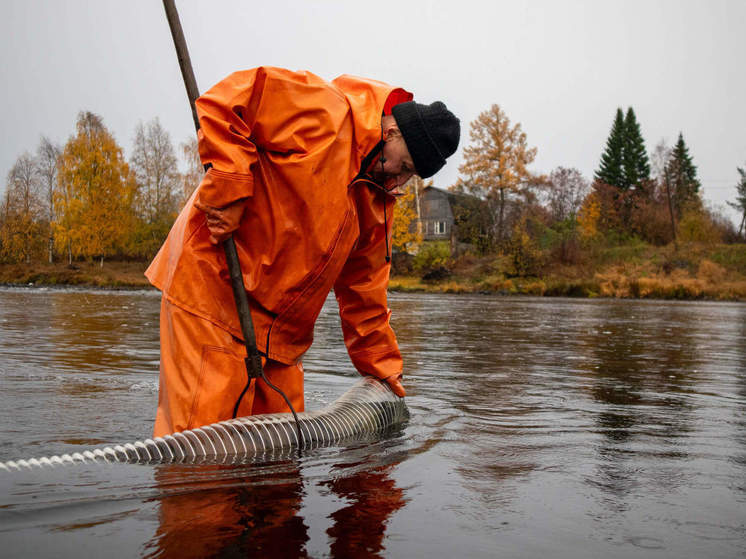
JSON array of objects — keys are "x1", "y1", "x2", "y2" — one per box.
[{"x1": 0, "y1": 287, "x2": 744, "y2": 558}]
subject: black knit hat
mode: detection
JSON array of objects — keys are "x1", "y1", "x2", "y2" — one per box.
[{"x1": 392, "y1": 101, "x2": 460, "y2": 179}]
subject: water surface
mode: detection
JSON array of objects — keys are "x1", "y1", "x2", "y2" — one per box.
[{"x1": 1, "y1": 287, "x2": 745, "y2": 557}]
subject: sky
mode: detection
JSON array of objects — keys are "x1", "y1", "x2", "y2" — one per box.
[{"x1": 2, "y1": 0, "x2": 745, "y2": 224}]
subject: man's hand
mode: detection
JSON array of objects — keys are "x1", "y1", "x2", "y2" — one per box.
[
  {"x1": 194, "y1": 198, "x2": 247, "y2": 245},
  {"x1": 384, "y1": 373, "x2": 406, "y2": 398}
]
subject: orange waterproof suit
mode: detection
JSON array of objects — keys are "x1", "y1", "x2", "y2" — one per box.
[{"x1": 146, "y1": 67, "x2": 412, "y2": 437}]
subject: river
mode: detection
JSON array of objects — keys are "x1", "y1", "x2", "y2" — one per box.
[{"x1": 0, "y1": 287, "x2": 744, "y2": 557}]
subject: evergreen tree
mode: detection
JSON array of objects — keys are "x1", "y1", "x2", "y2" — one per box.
[
  {"x1": 622, "y1": 107, "x2": 650, "y2": 189},
  {"x1": 595, "y1": 108, "x2": 625, "y2": 188},
  {"x1": 727, "y1": 166, "x2": 746, "y2": 236},
  {"x1": 666, "y1": 132, "x2": 701, "y2": 215}
]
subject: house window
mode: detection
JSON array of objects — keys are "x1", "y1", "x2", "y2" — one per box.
[{"x1": 434, "y1": 221, "x2": 447, "y2": 235}]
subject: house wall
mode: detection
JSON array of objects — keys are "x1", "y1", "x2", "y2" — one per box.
[{"x1": 420, "y1": 188, "x2": 454, "y2": 240}]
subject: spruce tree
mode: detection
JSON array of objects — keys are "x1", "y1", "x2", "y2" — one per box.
[
  {"x1": 727, "y1": 167, "x2": 746, "y2": 236},
  {"x1": 666, "y1": 132, "x2": 701, "y2": 215},
  {"x1": 622, "y1": 107, "x2": 650, "y2": 190},
  {"x1": 595, "y1": 108, "x2": 625, "y2": 188}
]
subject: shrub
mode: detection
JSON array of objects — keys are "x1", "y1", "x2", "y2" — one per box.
[{"x1": 413, "y1": 241, "x2": 451, "y2": 273}]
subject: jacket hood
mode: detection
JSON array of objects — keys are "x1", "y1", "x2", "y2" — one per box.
[{"x1": 331, "y1": 74, "x2": 413, "y2": 159}]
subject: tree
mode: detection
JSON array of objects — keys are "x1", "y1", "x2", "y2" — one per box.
[
  {"x1": 666, "y1": 132, "x2": 701, "y2": 216},
  {"x1": 0, "y1": 153, "x2": 45, "y2": 263},
  {"x1": 130, "y1": 118, "x2": 180, "y2": 257},
  {"x1": 391, "y1": 177, "x2": 422, "y2": 254},
  {"x1": 36, "y1": 137, "x2": 61, "y2": 263},
  {"x1": 456, "y1": 104, "x2": 538, "y2": 244},
  {"x1": 727, "y1": 166, "x2": 746, "y2": 237},
  {"x1": 622, "y1": 108, "x2": 650, "y2": 191},
  {"x1": 55, "y1": 111, "x2": 136, "y2": 266},
  {"x1": 131, "y1": 118, "x2": 179, "y2": 222},
  {"x1": 596, "y1": 107, "x2": 650, "y2": 191},
  {"x1": 450, "y1": 187, "x2": 494, "y2": 253},
  {"x1": 180, "y1": 136, "x2": 202, "y2": 207},
  {"x1": 577, "y1": 191, "x2": 601, "y2": 241},
  {"x1": 650, "y1": 139, "x2": 677, "y2": 244},
  {"x1": 595, "y1": 108, "x2": 626, "y2": 188},
  {"x1": 546, "y1": 167, "x2": 589, "y2": 222}
]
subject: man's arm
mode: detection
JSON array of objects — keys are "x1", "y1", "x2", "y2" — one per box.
[
  {"x1": 193, "y1": 67, "x2": 340, "y2": 243},
  {"x1": 333, "y1": 186, "x2": 405, "y2": 397}
]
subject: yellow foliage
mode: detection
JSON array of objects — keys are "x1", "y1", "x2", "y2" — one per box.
[
  {"x1": 577, "y1": 192, "x2": 601, "y2": 240},
  {"x1": 391, "y1": 177, "x2": 422, "y2": 253},
  {"x1": 54, "y1": 112, "x2": 136, "y2": 264},
  {"x1": 677, "y1": 207, "x2": 721, "y2": 244},
  {"x1": 457, "y1": 104, "x2": 538, "y2": 241}
]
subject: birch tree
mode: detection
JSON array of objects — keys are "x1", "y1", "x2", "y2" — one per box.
[
  {"x1": 180, "y1": 136, "x2": 202, "y2": 207},
  {"x1": 55, "y1": 111, "x2": 135, "y2": 266},
  {"x1": 131, "y1": 118, "x2": 179, "y2": 222},
  {"x1": 1, "y1": 153, "x2": 45, "y2": 263},
  {"x1": 36, "y1": 137, "x2": 61, "y2": 262}
]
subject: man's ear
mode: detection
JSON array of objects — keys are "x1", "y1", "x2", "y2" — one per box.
[{"x1": 383, "y1": 123, "x2": 401, "y2": 141}]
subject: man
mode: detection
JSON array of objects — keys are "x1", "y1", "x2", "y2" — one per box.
[{"x1": 146, "y1": 66, "x2": 459, "y2": 437}]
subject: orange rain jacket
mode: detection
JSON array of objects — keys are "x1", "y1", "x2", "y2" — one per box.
[{"x1": 146, "y1": 67, "x2": 412, "y2": 383}]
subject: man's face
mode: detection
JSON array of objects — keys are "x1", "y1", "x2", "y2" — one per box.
[{"x1": 371, "y1": 134, "x2": 416, "y2": 195}]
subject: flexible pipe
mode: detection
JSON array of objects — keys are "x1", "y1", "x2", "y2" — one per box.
[{"x1": 0, "y1": 377, "x2": 408, "y2": 471}]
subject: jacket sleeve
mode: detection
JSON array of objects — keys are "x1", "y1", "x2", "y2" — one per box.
[
  {"x1": 193, "y1": 68, "x2": 271, "y2": 209},
  {"x1": 333, "y1": 186, "x2": 403, "y2": 381}
]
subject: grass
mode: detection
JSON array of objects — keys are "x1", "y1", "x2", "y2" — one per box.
[
  {"x1": 391, "y1": 241, "x2": 746, "y2": 301},
  {"x1": 0, "y1": 260, "x2": 151, "y2": 289}
]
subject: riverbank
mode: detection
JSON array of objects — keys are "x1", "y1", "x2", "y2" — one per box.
[
  {"x1": 390, "y1": 242, "x2": 746, "y2": 301},
  {"x1": 0, "y1": 261, "x2": 152, "y2": 289},
  {"x1": 2, "y1": 242, "x2": 745, "y2": 300}
]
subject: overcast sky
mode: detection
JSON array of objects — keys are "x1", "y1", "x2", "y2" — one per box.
[{"x1": 3, "y1": 0, "x2": 744, "y2": 223}]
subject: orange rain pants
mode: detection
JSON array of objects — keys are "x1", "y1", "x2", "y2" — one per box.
[{"x1": 153, "y1": 298, "x2": 304, "y2": 438}]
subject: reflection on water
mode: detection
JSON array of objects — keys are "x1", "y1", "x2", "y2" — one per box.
[{"x1": 1, "y1": 288, "x2": 745, "y2": 557}]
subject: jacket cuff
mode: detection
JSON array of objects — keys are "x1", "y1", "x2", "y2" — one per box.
[
  {"x1": 349, "y1": 346, "x2": 403, "y2": 381},
  {"x1": 196, "y1": 168, "x2": 254, "y2": 209}
]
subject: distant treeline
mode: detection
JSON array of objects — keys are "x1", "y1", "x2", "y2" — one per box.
[
  {"x1": 2, "y1": 106, "x2": 745, "y2": 270},
  {"x1": 0, "y1": 112, "x2": 201, "y2": 265},
  {"x1": 390, "y1": 104, "x2": 745, "y2": 279}
]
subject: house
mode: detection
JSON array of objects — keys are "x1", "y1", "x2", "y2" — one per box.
[{"x1": 418, "y1": 186, "x2": 455, "y2": 241}]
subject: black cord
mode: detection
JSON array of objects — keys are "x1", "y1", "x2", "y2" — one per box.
[{"x1": 381, "y1": 118, "x2": 391, "y2": 263}]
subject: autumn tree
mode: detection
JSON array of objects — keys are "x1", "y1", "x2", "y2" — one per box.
[
  {"x1": 55, "y1": 111, "x2": 135, "y2": 266},
  {"x1": 456, "y1": 104, "x2": 538, "y2": 245},
  {"x1": 727, "y1": 166, "x2": 746, "y2": 237},
  {"x1": 391, "y1": 176, "x2": 423, "y2": 254},
  {"x1": 546, "y1": 167, "x2": 589, "y2": 222},
  {"x1": 577, "y1": 191, "x2": 601, "y2": 241},
  {"x1": 129, "y1": 118, "x2": 180, "y2": 257},
  {"x1": 450, "y1": 187, "x2": 494, "y2": 253},
  {"x1": 180, "y1": 136, "x2": 202, "y2": 207},
  {"x1": 0, "y1": 153, "x2": 45, "y2": 263},
  {"x1": 131, "y1": 118, "x2": 179, "y2": 221},
  {"x1": 36, "y1": 137, "x2": 61, "y2": 263}
]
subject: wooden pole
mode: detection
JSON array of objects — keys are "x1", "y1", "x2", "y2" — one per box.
[{"x1": 161, "y1": 0, "x2": 263, "y2": 385}]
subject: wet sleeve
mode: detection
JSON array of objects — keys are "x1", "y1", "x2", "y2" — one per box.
[
  {"x1": 333, "y1": 187, "x2": 403, "y2": 381},
  {"x1": 193, "y1": 68, "x2": 269, "y2": 209}
]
